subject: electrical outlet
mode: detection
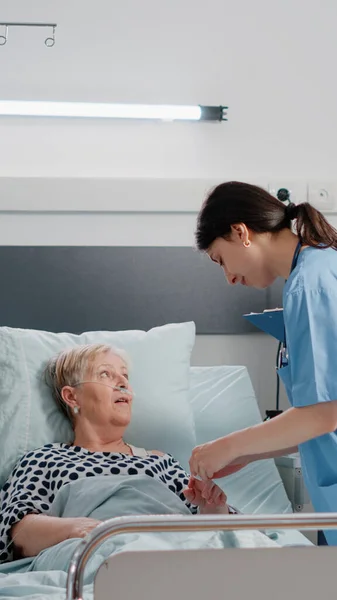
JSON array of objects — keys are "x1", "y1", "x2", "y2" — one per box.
[
  {"x1": 307, "y1": 182, "x2": 336, "y2": 213},
  {"x1": 268, "y1": 182, "x2": 307, "y2": 205}
]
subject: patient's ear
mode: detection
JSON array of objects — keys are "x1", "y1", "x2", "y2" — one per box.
[{"x1": 61, "y1": 386, "x2": 77, "y2": 408}]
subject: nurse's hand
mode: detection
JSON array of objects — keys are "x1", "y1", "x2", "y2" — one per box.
[{"x1": 189, "y1": 437, "x2": 235, "y2": 480}]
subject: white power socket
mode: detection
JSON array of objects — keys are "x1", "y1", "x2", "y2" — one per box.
[
  {"x1": 307, "y1": 182, "x2": 336, "y2": 213},
  {"x1": 268, "y1": 182, "x2": 307, "y2": 205}
]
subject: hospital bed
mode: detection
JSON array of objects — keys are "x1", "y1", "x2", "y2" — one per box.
[
  {"x1": 0, "y1": 245, "x2": 334, "y2": 599},
  {"x1": 68, "y1": 513, "x2": 337, "y2": 600},
  {"x1": 0, "y1": 352, "x2": 330, "y2": 600}
]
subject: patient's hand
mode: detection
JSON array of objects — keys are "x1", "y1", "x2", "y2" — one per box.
[
  {"x1": 66, "y1": 517, "x2": 102, "y2": 540},
  {"x1": 183, "y1": 477, "x2": 229, "y2": 514}
]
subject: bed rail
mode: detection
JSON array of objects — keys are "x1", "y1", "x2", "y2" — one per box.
[{"x1": 66, "y1": 512, "x2": 337, "y2": 600}]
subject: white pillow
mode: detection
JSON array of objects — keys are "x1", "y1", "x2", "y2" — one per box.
[
  {"x1": 189, "y1": 366, "x2": 292, "y2": 514},
  {"x1": 0, "y1": 322, "x2": 196, "y2": 488}
]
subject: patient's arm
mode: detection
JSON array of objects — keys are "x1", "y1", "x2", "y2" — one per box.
[{"x1": 11, "y1": 514, "x2": 101, "y2": 558}]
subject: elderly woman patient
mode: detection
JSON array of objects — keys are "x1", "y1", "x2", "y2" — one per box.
[{"x1": 0, "y1": 344, "x2": 235, "y2": 563}]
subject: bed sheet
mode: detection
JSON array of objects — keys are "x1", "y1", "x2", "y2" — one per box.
[{"x1": 0, "y1": 474, "x2": 281, "y2": 600}]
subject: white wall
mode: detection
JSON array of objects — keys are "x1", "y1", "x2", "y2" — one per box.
[
  {"x1": 0, "y1": 0, "x2": 336, "y2": 415},
  {"x1": 1, "y1": 0, "x2": 337, "y2": 179}
]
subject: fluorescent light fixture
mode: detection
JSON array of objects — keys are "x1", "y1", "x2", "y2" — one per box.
[{"x1": 0, "y1": 101, "x2": 227, "y2": 121}]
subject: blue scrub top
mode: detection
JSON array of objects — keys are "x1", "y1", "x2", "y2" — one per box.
[{"x1": 278, "y1": 246, "x2": 337, "y2": 545}]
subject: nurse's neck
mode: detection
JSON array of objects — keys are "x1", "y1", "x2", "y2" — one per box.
[{"x1": 267, "y1": 230, "x2": 303, "y2": 280}]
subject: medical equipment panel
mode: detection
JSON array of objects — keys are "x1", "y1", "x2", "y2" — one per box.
[{"x1": 275, "y1": 453, "x2": 310, "y2": 512}]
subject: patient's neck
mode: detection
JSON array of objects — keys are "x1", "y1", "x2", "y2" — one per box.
[{"x1": 72, "y1": 422, "x2": 131, "y2": 454}]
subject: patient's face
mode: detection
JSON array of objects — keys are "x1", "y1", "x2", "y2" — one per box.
[{"x1": 75, "y1": 351, "x2": 133, "y2": 428}]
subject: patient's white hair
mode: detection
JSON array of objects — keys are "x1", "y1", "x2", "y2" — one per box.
[{"x1": 45, "y1": 343, "x2": 130, "y2": 424}]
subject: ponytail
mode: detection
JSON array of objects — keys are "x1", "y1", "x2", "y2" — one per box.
[
  {"x1": 195, "y1": 181, "x2": 337, "y2": 251},
  {"x1": 293, "y1": 203, "x2": 337, "y2": 249}
]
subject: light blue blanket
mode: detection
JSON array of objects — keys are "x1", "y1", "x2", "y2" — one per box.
[{"x1": 0, "y1": 475, "x2": 278, "y2": 599}]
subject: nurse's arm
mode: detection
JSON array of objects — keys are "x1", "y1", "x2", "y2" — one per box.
[
  {"x1": 227, "y1": 402, "x2": 337, "y2": 462},
  {"x1": 231, "y1": 446, "x2": 298, "y2": 465},
  {"x1": 212, "y1": 447, "x2": 298, "y2": 478}
]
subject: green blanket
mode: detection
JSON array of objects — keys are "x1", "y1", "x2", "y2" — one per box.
[{"x1": 0, "y1": 475, "x2": 278, "y2": 599}]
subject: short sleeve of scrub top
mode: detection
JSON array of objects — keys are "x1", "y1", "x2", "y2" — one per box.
[{"x1": 284, "y1": 272, "x2": 337, "y2": 408}]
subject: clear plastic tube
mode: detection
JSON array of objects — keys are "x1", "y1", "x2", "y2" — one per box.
[{"x1": 72, "y1": 381, "x2": 133, "y2": 395}]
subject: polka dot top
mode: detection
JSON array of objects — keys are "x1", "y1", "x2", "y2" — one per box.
[{"x1": 0, "y1": 443, "x2": 198, "y2": 563}]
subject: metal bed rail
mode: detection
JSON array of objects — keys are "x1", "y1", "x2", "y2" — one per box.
[{"x1": 66, "y1": 512, "x2": 337, "y2": 600}]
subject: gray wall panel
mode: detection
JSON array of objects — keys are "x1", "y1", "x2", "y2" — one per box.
[{"x1": 0, "y1": 247, "x2": 283, "y2": 334}]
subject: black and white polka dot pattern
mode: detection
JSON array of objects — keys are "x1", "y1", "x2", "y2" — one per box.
[{"x1": 0, "y1": 443, "x2": 198, "y2": 563}]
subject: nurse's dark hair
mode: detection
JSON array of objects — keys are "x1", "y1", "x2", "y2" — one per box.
[{"x1": 196, "y1": 181, "x2": 337, "y2": 251}]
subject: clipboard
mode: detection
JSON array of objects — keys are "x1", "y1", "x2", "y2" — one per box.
[{"x1": 243, "y1": 308, "x2": 285, "y2": 343}]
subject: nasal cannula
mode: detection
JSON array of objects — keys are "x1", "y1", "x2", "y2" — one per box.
[{"x1": 72, "y1": 381, "x2": 133, "y2": 395}]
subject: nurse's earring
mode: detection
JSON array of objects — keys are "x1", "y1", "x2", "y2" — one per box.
[
  {"x1": 243, "y1": 240, "x2": 251, "y2": 248},
  {"x1": 73, "y1": 405, "x2": 80, "y2": 415}
]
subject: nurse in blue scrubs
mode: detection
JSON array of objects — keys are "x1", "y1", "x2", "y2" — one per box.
[{"x1": 189, "y1": 181, "x2": 337, "y2": 545}]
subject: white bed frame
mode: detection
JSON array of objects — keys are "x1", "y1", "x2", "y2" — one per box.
[{"x1": 66, "y1": 512, "x2": 337, "y2": 600}]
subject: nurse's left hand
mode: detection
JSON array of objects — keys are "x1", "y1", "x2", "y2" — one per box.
[{"x1": 189, "y1": 437, "x2": 234, "y2": 481}]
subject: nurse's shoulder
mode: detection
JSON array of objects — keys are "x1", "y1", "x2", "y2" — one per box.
[{"x1": 285, "y1": 246, "x2": 337, "y2": 296}]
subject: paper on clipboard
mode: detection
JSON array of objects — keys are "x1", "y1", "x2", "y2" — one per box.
[{"x1": 243, "y1": 308, "x2": 285, "y2": 342}]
